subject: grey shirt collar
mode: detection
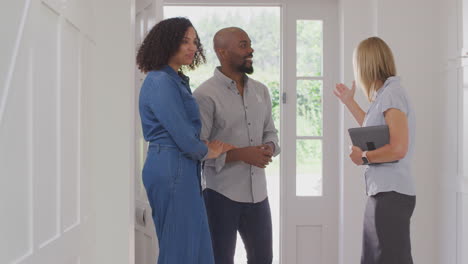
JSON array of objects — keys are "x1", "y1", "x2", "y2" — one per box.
[{"x1": 214, "y1": 66, "x2": 249, "y2": 91}]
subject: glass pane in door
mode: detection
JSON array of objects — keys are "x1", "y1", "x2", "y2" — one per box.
[
  {"x1": 296, "y1": 139, "x2": 323, "y2": 196},
  {"x1": 296, "y1": 20, "x2": 323, "y2": 77},
  {"x1": 296, "y1": 80, "x2": 323, "y2": 136}
]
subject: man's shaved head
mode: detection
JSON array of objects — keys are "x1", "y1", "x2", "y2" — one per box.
[
  {"x1": 212, "y1": 27, "x2": 254, "y2": 74},
  {"x1": 213, "y1": 27, "x2": 246, "y2": 51}
]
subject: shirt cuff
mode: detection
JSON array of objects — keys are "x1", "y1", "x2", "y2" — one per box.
[
  {"x1": 265, "y1": 142, "x2": 275, "y2": 153},
  {"x1": 200, "y1": 147, "x2": 209, "y2": 161},
  {"x1": 214, "y1": 152, "x2": 227, "y2": 173},
  {"x1": 264, "y1": 141, "x2": 280, "y2": 156}
]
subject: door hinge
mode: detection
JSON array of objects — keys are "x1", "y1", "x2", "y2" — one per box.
[{"x1": 282, "y1": 92, "x2": 287, "y2": 104}]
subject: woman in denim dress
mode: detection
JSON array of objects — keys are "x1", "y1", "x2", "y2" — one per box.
[
  {"x1": 136, "y1": 17, "x2": 233, "y2": 264},
  {"x1": 334, "y1": 37, "x2": 416, "y2": 264}
]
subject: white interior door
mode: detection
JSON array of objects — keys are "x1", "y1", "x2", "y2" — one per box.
[
  {"x1": 134, "y1": 0, "x2": 161, "y2": 264},
  {"x1": 460, "y1": 1, "x2": 468, "y2": 262},
  {"x1": 282, "y1": 0, "x2": 339, "y2": 263},
  {"x1": 461, "y1": 66, "x2": 468, "y2": 264},
  {"x1": 455, "y1": 1, "x2": 468, "y2": 263},
  {"x1": 457, "y1": 57, "x2": 468, "y2": 264},
  {"x1": 1, "y1": 0, "x2": 95, "y2": 263}
]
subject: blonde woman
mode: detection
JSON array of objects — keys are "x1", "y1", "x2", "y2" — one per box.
[{"x1": 334, "y1": 37, "x2": 416, "y2": 264}]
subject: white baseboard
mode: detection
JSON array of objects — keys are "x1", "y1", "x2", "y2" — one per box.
[{"x1": 456, "y1": 192, "x2": 468, "y2": 264}]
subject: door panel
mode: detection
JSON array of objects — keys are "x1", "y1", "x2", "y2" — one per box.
[
  {"x1": 35, "y1": 2, "x2": 60, "y2": 246},
  {"x1": 0, "y1": 18, "x2": 32, "y2": 262},
  {"x1": 0, "y1": 0, "x2": 28, "y2": 100},
  {"x1": 60, "y1": 18, "x2": 81, "y2": 232},
  {"x1": 0, "y1": 0, "x2": 95, "y2": 263}
]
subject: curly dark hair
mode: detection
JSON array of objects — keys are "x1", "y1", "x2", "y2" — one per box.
[{"x1": 136, "y1": 17, "x2": 205, "y2": 73}]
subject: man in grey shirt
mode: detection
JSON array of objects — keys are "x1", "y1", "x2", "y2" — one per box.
[{"x1": 193, "y1": 27, "x2": 280, "y2": 264}]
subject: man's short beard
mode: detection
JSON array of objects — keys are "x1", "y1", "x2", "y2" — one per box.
[{"x1": 238, "y1": 64, "x2": 254, "y2": 74}]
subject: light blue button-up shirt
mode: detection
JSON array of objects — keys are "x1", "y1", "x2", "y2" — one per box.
[{"x1": 362, "y1": 76, "x2": 416, "y2": 196}]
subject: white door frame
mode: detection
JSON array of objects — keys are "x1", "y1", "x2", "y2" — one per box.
[{"x1": 134, "y1": 1, "x2": 162, "y2": 263}]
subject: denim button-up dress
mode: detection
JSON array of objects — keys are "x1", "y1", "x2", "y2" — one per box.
[{"x1": 139, "y1": 65, "x2": 214, "y2": 264}]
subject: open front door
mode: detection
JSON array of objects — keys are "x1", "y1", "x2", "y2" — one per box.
[{"x1": 281, "y1": 0, "x2": 339, "y2": 263}]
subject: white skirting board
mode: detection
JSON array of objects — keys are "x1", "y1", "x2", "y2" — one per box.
[{"x1": 456, "y1": 192, "x2": 468, "y2": 264}]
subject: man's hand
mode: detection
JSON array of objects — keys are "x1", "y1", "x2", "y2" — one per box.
[
  {"x1": 237, "y1": 145, "x2": 273, "y2": 169},
  {"x1": 259, "y1": 144, "x2": 274, "y2": 156}
]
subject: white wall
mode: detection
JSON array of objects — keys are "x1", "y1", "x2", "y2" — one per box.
[
  {"x1": 338, "y1": 0, "x2": 375, "y2": 262},
  {"x1": 339, "y1": 0, "x2": 443, "y2": 263},
  {"x1": 378, "y1": 2, "x2": 441, "y2": 264},
  {"x1": 92, "y1": 0, "x2": 135, "y2": 263}
]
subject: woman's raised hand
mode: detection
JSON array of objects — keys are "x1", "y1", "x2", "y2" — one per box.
[
  {"x1": 334, "y1": 81, "x2": 356, "y2": 105},
  {"x1": 206, "y1": 140, "x2": 236, "y2": 159}
]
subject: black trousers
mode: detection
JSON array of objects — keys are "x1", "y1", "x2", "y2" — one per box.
[
  {"x1": 203, "y1": 189, "x2": 273, "y2": 264},
  {"x1": 361, "y1": 191, "x2": 416, "y2": 264}
]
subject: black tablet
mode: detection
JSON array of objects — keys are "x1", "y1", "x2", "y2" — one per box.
[{"x1": 348, "y1": 125, "x2": 390, "y2": 151}]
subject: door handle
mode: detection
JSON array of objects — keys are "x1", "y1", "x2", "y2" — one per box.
[{"x1": 136, "y1": 206, "x2": 146, "y2": 227}]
